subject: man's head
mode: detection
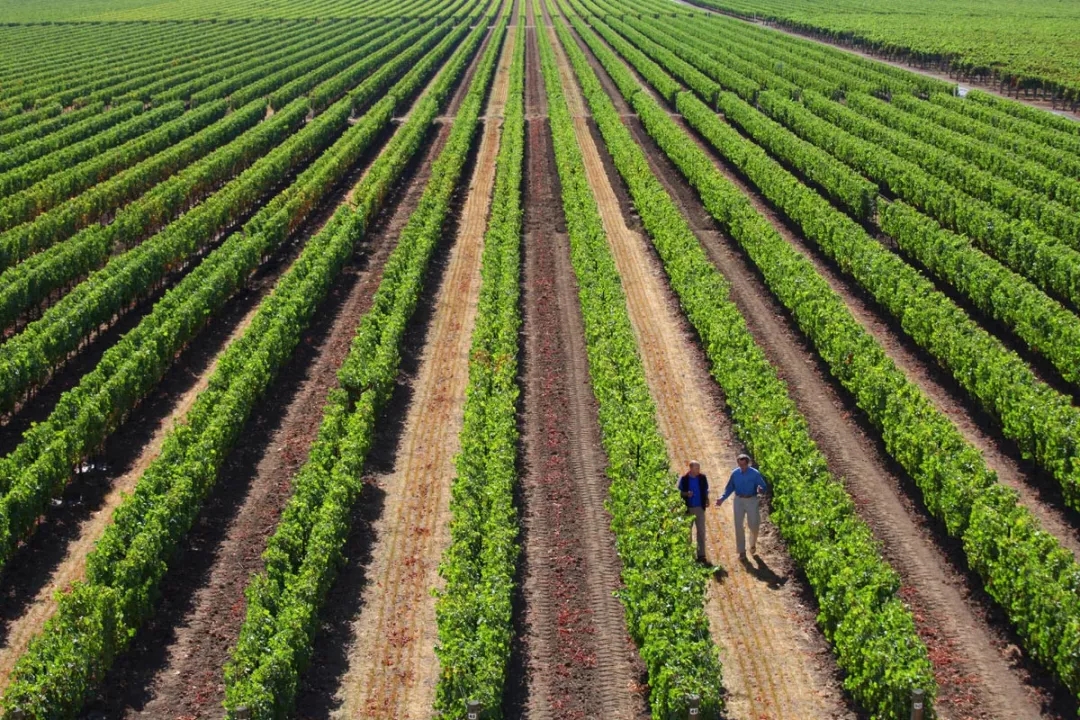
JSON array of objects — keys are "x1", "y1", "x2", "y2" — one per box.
[
  {"x1": 688, "y1": 460, "x2": 700, "y2": 476},
  {"x1": 737, "y1": 453, "x2": 750, "y2": 470}
]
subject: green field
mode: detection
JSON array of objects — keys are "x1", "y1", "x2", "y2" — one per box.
[
  {"x1": 0, "y1": 0, "x2": 1079, "y2": 718},
  {"x1": 692, "y1": 0, "x2": 1080, "y2": 103},
  {"x1": 0, "y1": 0, "x2": 433, "y2": 20}
]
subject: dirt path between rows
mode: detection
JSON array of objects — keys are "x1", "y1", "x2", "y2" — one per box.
[
  {"x1": 680, "y1": 128, "x2": 1065, "y2": 720},
  {"x1": 504, "y1": 6, "x2": 650, "y2": 719},
  {"x1": 636, "y1": 103, "x2": 1053, "y2": 719},
  {"x1": 89, "y1": 27, "x2": 509, "y2": 720},
  {"x1": 626, "y1": 8, "x2": 1080, "y2": 562},
  {"x1": 327, "y1": 28, "x2": 512, "y2": 720},
  {"x1": 566, "y1": 15, "x2": 1067, "y2": 715},
  {"x1": 642, "y1": 13, "x2": 1080, "y2": 559},
  {"x1": 543, "y1": 11, "x2": 854, "y2": 719}
]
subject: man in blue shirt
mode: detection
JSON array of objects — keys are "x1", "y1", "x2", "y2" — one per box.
[
  {"x1": 716, "y1": 453, "x2": 768, "y2": 558},
  {"x1": 678, "y1": 460, "x2": 709, "y2": 563}
]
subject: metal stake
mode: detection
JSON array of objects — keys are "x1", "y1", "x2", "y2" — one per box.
[
  {"x1": 687, "y1": 694, "x2": 701, "y2": 717},
  {"x1": 466, "y1": 700, "x2": 483, "y2": 720},
  {"x1": 911, "y1": 689, "x2": 926, "y2": 720}
]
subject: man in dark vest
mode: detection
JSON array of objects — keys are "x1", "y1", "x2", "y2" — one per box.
[{"x1": 679, "y1": 460, "x2": 709, "y2": 563}]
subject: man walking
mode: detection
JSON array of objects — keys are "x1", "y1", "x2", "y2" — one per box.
[
  {"x1": 716, "y1": 453, "x2": 768, "y2": 559},
  {"x1": 679, "y1": 460, "x2": 709, "y2": 563}
]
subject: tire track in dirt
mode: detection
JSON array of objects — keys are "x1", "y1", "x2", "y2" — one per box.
[
  {"x1": 517, "y1": 126, "x2": 650, "y2": 720},
  {"x1": 330, "y1": 27, "x2": 512, "y2": 720},
  {"x1": 508, "y1": 7, "x2": 650, "y2": 719},
  {"x1": 541, "y1": 13, "x2": 848, "y2": 719},
  {"x1": 576, "y1": 22, "x2": 1060, "y2": 714}
]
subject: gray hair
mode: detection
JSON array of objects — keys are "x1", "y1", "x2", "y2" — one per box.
[
  {"x1": 688, "y1": 459, "x2": 700, "y2": 467},
  {"x1": 736, "y1": 453, "x2": 751, "y2": 463}
]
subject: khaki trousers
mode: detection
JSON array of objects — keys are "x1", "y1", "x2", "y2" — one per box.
[
  {"x1": 688, "y1": 506, "x2": 706, "y2": 559},
  {"x1": 733, "y1": 496, "x2": 760, "y2": 555}
]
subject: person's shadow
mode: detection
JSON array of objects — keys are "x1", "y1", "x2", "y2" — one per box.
[{"x1": 737, "y1": 553, "x2": 787, "y2": 590}]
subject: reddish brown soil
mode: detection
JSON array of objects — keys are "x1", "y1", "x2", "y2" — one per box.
[
  {"x1": 504, "y1": 10, "x2": 650, "y2": 719},
  {"x1": 524, "y1": 10, "x2": 548, "y2": 119},
  {"x1": 508, "y1": 114, "x2": 650, "y2": 720}
]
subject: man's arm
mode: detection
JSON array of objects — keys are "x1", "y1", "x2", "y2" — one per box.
[
  {"x1": 755, "y1": 468, "x2": 768, "y2": 494},
  {"x1": 716, "y1": 472, "x2": 736, "y2": 505}
]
